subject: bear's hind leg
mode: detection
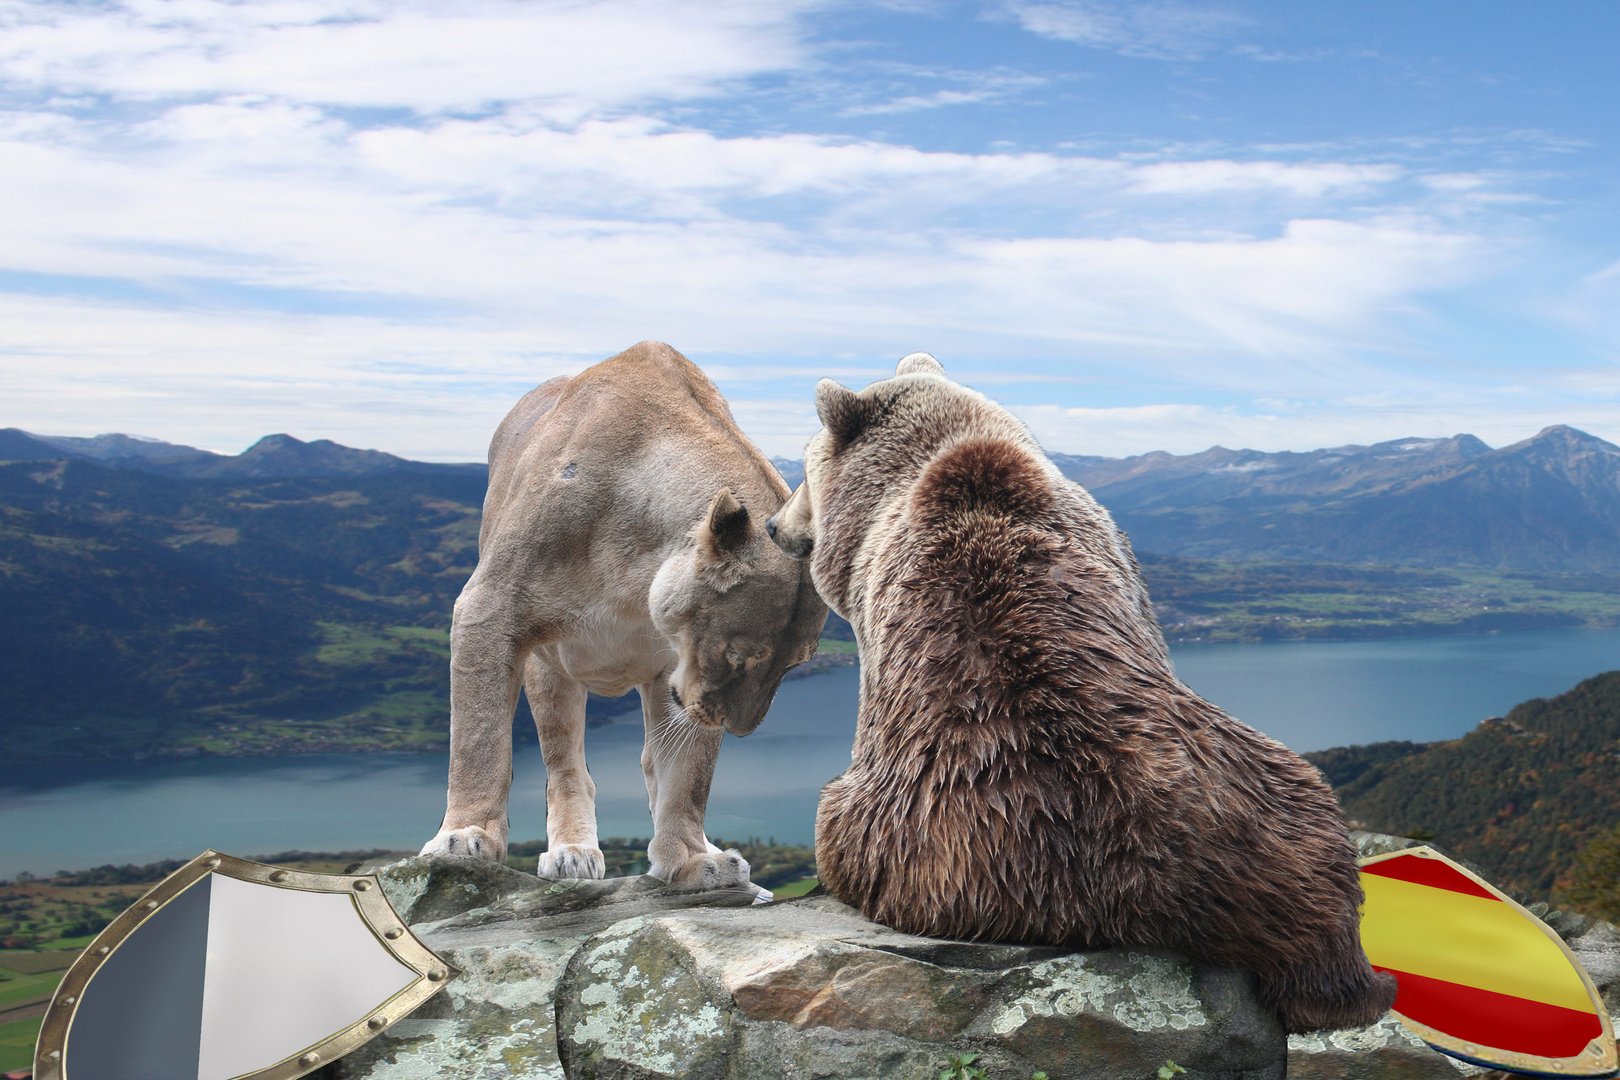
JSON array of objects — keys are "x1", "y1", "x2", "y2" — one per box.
[{"x1": 1262, "y1": 952, "x2": 1398, "y2": 1035}]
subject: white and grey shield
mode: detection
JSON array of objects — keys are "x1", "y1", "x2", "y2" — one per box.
[{"x1": 34, "y1": 851, "x2": 456, "y2": 1080}]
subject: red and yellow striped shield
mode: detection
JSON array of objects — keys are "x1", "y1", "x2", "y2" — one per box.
[{"x1": 1359, "y1": 846, "x2": 1617, "y2": 1078}]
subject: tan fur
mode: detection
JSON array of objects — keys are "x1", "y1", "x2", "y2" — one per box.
[
  {"x1": 768, "y1": 356, "x2": 1396, "y2": 1033},
  {"x1": 422, "y1": 342, "x2": 827, "y2": 896}
]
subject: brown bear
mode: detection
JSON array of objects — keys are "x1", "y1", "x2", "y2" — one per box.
[{"x1": 765, "y1": 353, "x2": 1396, "y2": 1034}]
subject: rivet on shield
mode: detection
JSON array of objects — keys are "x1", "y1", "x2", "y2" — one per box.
[{"x1": 35, "y1": 850, "x2": 459, "y2": 1080}]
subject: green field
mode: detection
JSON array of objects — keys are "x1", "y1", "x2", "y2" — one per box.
[
  {"x1": 771, "y1": 878, "x2": 820, "y2": 899},
  {"x1": 0, "y1": 970, "x2": 64, "y2": 1010},
  {"x1": 0, "y1": 1015, "x2": 42, "y2": 1072},
  {"x1": 0, "y1": 839, "x2": 820, "y2": 955},
  {"x1": 0, "y1": 960, "x2": 66, "y2": 1074},
  {"x1": 1139, "y1": 557, "x2": 1620, "y2": 643}
]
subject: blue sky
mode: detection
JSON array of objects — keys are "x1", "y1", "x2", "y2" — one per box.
[{"x1": 1, "y1": 0, "x2": 1617, "y2": 460}]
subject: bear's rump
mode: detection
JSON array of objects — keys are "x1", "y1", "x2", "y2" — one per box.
[{"x1": 817, "y1": 756, "x2": 1362, "y2": 968}]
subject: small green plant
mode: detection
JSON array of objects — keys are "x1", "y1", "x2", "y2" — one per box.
[
  {"x1": 1157, "y1": 1060, "x2": 1187, "y2": 1079},
  {"x1": 939, "y1": 1053, "x2": 986, "y2": 1080},
  {"x1": 1031, "y1": 1073, "x2": 1049, "y2": 1080}
]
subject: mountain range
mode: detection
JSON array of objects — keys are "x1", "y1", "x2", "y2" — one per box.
[
  {"x1": 0, "y1": 429, "x2": 485, "y2": 481},
  {"x1": 9, "y1": 422, "x2": 1618, "y2": 571},
  {"x1": 1051, "y1": 425, "x2": 1620, "y2": 572},
  {"x1": 5, "y1": 424, "x2": 1616, "y2": 901}
]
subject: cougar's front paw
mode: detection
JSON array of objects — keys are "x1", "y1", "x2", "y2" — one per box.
[
  {"x1": 419, "y1": 826, "x2": 503, "y2": 861},
  {"x1": 538, "y1": 844, "x2": 605, "y2": 880},
  {"x1": 669, "y1": 848, "x2": 772, "y2": 901}
]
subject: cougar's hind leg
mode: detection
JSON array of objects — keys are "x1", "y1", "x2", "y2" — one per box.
[
  {"x1": 639, "y1": 670, "x2": 768, "y2": 899},
  {"x1": 530, "y1": 655, "x2": 604, "y2": 879},
  {"x1": 420, "y1": 581, "x2": 525, "y2": 862}
]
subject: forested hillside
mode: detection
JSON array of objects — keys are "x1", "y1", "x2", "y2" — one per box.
[
  {"x1": 0, "y1": 459, "x2": 483, "y2": 759},
  {"x1": 1304, "y1": 670, "x2": 1620, "y2": 896}
]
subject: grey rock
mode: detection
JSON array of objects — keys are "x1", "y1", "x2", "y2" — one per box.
[
  {"x1": 552, "y1": 893, "x2": 1283, "y2": 1080},
  {"x1": 332, "y1": 864, "x2": 1285, "y2": 1079},
  {"x1": 334, "y1": 844, "x2": 1620, "y2": 1080},
  {"x1": 353, "y1": 855, "x2": 762, "y2": 935},
  {"x1": 332, "y1": 859, "x2": 763, "y2": 1080},
  {"x1": 1286, "y1": 1018, "x2": 1484, "y2": 1079}
]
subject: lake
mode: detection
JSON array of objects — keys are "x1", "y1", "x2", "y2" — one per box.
[{"x1": 3, "y1": 626, "x2": 1618, "y2": 879}]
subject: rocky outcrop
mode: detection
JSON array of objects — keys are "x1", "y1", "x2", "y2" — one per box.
[
  {"x1": 331, "y1": 857, "x2": 1284, "y2": 1080},
  {"x1": 327, "y1": 837, "x2": 1620, "y2": 1080}
]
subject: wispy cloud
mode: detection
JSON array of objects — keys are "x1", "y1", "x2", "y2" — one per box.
[
  {"x1": 838, "y1": 66, "x2": 1047, "y2": 115},
  {"x1": 1010, "y1": 398, "x2": 1620, "y2": 459},
  {"x1": 1133, "y1": 160, "x2": 1401, "y2": 197},
  {"x1": 0, "y1": 0, "x2": 814, "y2": 113},
  {"x1": 999, "y1": 0, "x2": 1248, "y2": 60}
]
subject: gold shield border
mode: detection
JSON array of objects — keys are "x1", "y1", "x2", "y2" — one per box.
[
  {"x1": 1360, "y1": 845, "x2": 1617, "y2": 1078},
  {"x1": 34, "y1": 849, "x2": 460, "y2": 1080}
]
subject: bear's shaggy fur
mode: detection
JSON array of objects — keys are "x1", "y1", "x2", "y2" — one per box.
[{"x1": 766, "y1": 355, "x2": 1396, "y2": 1034}]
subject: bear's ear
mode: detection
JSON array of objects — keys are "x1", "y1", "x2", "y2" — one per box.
[
  {"x1": 815, "y1": 379, "x2": 875, "y2": 446},
  {"x1": 697, "y1": 487, "x2": 752, "y2": 559},
  {"x1": 896, "y1": 352, "x2": 945, "y2": 377}
]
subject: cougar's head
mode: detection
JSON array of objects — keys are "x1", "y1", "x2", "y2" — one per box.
[{"x1": 650, "y1": 488, "x2": 828, "y2": 736}]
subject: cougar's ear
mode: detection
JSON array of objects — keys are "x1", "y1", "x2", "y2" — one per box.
[
  {"x1": 896, "y1": 352, "x2": 945, "y2": 377},
  {"x1": 697, "y1": 487, "x2": 752, "y2": 560},
  {"x1": 815, "y1": 379, "x2": 875, "y2": 447}
]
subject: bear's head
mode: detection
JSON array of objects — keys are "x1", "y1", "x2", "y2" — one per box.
[
  {"x1": 768, "y1": 352, "x2": 1041, "y2": 616},
  {"x1": 650, "y1": 487, "x2": 828, "y2": 736},
  {"x1": 766, "y1": 352, "x2": 946, "y2": 561}
]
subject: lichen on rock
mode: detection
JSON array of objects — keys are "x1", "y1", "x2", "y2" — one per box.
[{"x1": 328, "y1": 846, "x2": 1620, "y2": 1080}]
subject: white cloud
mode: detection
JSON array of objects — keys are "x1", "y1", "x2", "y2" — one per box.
[
  {"x1": 0, "y1": 0, "x2": 812, "y2": 113},
  {"x1": 1419, "y1": 172, "x2": 1489, "y2": 192},
  {"x1": 957, "y1": 216, "x2": 1486, "y2": 366},
  {"x1": 1001, "y1": 0, "x2": 1246, "y2": 60},
  {"x1": 0, "y1": 292, "x2": 568, "y2": 459},
  {"x1": 838, "y1": 67, "x2": 1048, "y2": 115},
  {"x1": 1133, "y1": 160, "x2": 1401, "y2": 197},
  {"x1": 1011, "y1": 401, "x2": 1620, "y2": 460}
]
